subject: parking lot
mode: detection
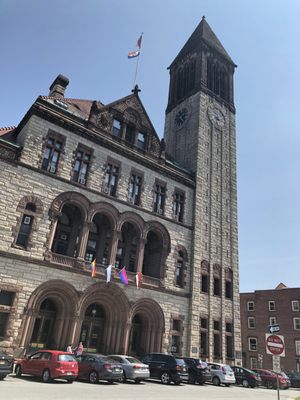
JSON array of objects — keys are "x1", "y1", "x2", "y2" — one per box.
[{"x1": 1, "y1": 374, "x2": 299, "y2": 400}]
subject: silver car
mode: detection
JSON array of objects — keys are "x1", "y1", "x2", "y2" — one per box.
[
  {"x1": 108, "y1": 355, "x2": 150, "y2": 383},
  {"x1": 208, "y1": 362, "x2": 236, "y2": 386}
]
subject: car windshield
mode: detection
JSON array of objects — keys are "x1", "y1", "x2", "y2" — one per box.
[
  {"x1": 125, "y1": 357, "x2": 141, "y2": 364},
  {"x1": 175, "y1": 358, "x2": 186, "y2": 366},
  {"x1": 58, "y1": 354, "x2": 76, "y2": 362}
]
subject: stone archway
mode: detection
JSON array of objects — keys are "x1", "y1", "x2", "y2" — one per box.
[
  {"x1": 128, "y1": 298, "x2": 165, "y2": 356},
  {"x1": 77, "y1": 282, "x2": 131, "y2": 354},
  {"x1": 19, "y1": 280, "x2": 79, "y2": 353}
]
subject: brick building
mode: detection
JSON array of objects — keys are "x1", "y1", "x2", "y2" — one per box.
[
  {"x1": 0, "y1": 18, "x2": 241, "y2": 363},
  {"x1": 241, "y1": 283, "x2": 300, "y2": 371}
]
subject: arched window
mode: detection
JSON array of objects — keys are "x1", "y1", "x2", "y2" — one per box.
[{"x1": 14, "y1": 198, "x2": 43, "y2": 250}]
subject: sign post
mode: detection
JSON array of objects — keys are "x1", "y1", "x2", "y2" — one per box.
[{"x1": 265, "y1": 333, "x2": 285, "y2": 400}]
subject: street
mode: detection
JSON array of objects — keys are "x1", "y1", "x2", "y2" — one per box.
[{"x1": 1, "y1": 374, "x2": 298, "y2": 400}]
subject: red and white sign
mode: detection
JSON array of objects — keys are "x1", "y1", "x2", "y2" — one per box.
[{"x1": 265, "y1": 334, "x2": 285, "y2": 357}]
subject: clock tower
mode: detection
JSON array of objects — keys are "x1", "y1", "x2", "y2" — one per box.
[{"x1": 164, "y1": 17, "x2": 241, "y2": 363}]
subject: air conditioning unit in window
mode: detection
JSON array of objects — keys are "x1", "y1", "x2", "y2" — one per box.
[
  {"x1": 173, "y1": 214, "x2": 179, "y2": 221},
  {"x1": 129, "y1": 196, "x2": 135, "y2": 204},
  {"x1": 79, "y1": 177, "x2": 86, "y2": 185},
  {"x1": 158, "y1": 208, "x2": 163, "y2": 215},
  {"x1": 49, "y1": 165, "x2": 56, "y2": 173},
  {"x1": 103, "y1": 186, "x2": 109, "y2": 194}
]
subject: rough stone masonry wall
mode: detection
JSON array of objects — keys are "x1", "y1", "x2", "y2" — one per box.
[{"x1": 0, "y1": 114, "x2": 195, "y2": 354}]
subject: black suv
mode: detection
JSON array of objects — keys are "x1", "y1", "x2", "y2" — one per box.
[
  {"x1": 231, "y1": 366, "x2": 262, "y2": 388},
  {"x1": 180, "y1": 358, "x2": 212, "y2": 384},
  {"x1": 0, "y1": 353, "x2": 13, "y2": 380},
  {"x1": 140, "y1": 353, "x2": 188, "y2": 384}
]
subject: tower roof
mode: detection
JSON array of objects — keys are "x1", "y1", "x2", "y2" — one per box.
[{"x1": 169, "y1": 16, "x2": 236, "y2": 68}]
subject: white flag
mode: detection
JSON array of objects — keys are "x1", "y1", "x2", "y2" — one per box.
[{"x1": 106, "y1": 264, "x2": 112, "y2": 284}]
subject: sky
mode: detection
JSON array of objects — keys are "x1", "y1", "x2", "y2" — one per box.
[{"x1": 1, "y1": 0, "x2": 299, "y2": 293}]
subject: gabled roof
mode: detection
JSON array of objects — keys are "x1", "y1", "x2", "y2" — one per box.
[
  {"x1": 275, "y1": 283, "x2": 288, "y2": 290},
  {"x1": 169, "y1": 16, "x2": 235, "y2": 68}
]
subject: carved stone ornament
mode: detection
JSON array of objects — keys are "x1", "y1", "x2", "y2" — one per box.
[
  {"x1": 207, "y1": 106, "x2": 225, "y2": 128},
  {"x1": 96, "y1": 112, "x2": 112, "y2": 131}
]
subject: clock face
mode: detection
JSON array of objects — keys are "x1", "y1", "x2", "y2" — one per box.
[{"x1": 174, "y1": 108, "x2": 188, "y2": 128}]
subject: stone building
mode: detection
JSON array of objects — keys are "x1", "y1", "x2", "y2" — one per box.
[
  {"x1": 241, "y1": 283, "x2": 300, "y2": 371},
  {"x1": 0, "y1": 17, "x2": 241, "y2": 363}
]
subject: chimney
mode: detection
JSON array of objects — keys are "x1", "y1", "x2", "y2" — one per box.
[{"x1": 49, "y1": 74, "x2": 69, "y2": 98}]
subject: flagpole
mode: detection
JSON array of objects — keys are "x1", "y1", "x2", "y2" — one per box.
[{"x1": 133, "y1": 33, "x2": 143, "y2": 88}]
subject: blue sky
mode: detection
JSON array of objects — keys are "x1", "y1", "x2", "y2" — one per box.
[{"x1": 1, "y1": 0, "x2": 299, "y2": 292}]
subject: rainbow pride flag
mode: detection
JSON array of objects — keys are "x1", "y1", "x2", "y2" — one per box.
[{"x1": 90, "y1": 259, "x2": 96, "y2": 278}]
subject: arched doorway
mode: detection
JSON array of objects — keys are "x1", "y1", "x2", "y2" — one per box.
[
  {"x1": 51, "y1": 203, "x2": 83, "y2": 257},
  {"x1": 142, "y1": 231, "x2": 162, "y2": 278},
  {"x1": 30, "y1": 299, "x2": 57, "y2": 350},
  {"x1": 79, "y1": 303, "x2": 105, "y2": 353},
  {"x1": 128, "y1": 314, "x2": 142, "y2": 355},
  {"x1": 129, "y1": 299, "x2": 165, "y2": 356},
  {"x1": 116, "y1": 222, "x2": 139, "y2": 271}
]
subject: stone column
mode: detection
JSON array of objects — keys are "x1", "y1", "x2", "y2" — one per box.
[
  {"x1": 44, "y1": 210, "x2": 62, "y2": 258},
  {"x1": 108, "y1": 229, "x2": 121, "y2": 266},
  {"x1": 77, "y1": 221, "x2": 91, "y2": 260},
  {"x1": 136, "y1": 238, "x2": 146, "y2": 273}
]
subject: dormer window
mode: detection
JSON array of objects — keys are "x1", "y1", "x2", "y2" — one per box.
[
  {"x1": 137, "y1": 132, "x2": 146, "y2": 150},
  {"x1": 125, "y1": 125, "x2": 135, "y2": 145},
  {"x1": 112, "y1": 119, "x2": 121, "y2": 138}
]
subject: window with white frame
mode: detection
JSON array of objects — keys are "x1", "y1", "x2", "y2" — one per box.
[
  {"x1": 248, "y1": 317, "x2": 255, "y2": 329},
  {"x1": 293, "y1": 318, "x2": 300, "y2": 330},
  {"x1": 247, "y1": 301, "x2": 254, "y2": 311},
  {"x1": 269, "y1": 301, "x2": 276, "y2": 311},
  {"x1": 269, "y1": 317, "x2": 277, "y2": 326},
  {"x1": 292, "y1": 300, "x2": 299, "y2": 311},
  {"x1": 248, "y1": 337, "x2": 257, "y2": 351},
  {"x1": 250, "y1": 357, "x2": 258, "y2": 369},
  {"x1": 295, "y1": 341, "x2": 300, "y2": 356}
]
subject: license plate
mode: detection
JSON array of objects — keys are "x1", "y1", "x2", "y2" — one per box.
[
  {"x1": 67, "y1": 372, "x2": 72, "y2": 375},
  {"x1": 114, "y1": 368, "x2": 121, "y2": 372},
  {"x1": 182, "y1": 368, "x2": 186, "y2": 372},
  {"x1": 0, "y1": 361, "x2": 5, "y2": 365}
]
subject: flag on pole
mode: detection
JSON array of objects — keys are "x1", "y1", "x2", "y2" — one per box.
[
  {"x1": 136, "y1": 271, "x2": 143, "y2": 288},
  {"x1": 128, "y1": 34, "x2": 143, "y2": 59},
  {"x1": 106, "y1": 264, "x2": 112, "y2": 284},
  {"x1": 90, "y1": 259, "x2": 96, "y2": 278},
  {"x1": 119, "y1": 267, "x2": 128, "y2": 285}
]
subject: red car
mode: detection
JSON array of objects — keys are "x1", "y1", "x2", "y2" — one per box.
[
  {"x1": 15, "y1": 350, "x2": 78, "y2": 383},
  {"x1": 252, "y1": 368, "x2": 289, "y2": 389}
]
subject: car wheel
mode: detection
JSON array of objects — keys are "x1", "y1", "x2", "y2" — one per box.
[
  {"x1": 108, "y1": 380, "x2": 114, "y2": 384},
  {"x1": 188, "y1": 372, "x2": 197, "y2": 384},
  {"x1": 66, "y1": 378, "x2": 74, "y2": 384},
  {"x1": 15, "y1": 365, "x2": 22, "y2": 377},
  {"x1": 42, "y1": 369, "x2": 51, "y2": 383},
  {"x1": 89, "y1": 370, "x2": 99, "y2": 384},
  {"x1": 212, "y1": 376, "x2": 220, "y2": 386},
  {"x1": 122, "y1": 371, "x2": 127, "y2": 383},
  {"x1": 242, "y1": 379, "x2": 249, "y2": 388},
  {"x1": 0, "y1": 375, "x2": 5, "y2": 380},
  {"x1": 160, "y1": 371, "x2": 171, "y2": 384},
  {"x1": 266, "y1": 381, "x2": 273, "y2": 389},
  {"x1": 135, "y1": 378, "x2": 141, "y2": 384},
  {"x1": 174, "y1": 380, "x2": 181, "y2": 385},
  {"x1": 225, "y1": 383, "x2": 231, "y2": 387}
]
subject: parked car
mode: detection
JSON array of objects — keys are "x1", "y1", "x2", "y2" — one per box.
[
  {"x1": 271, "y1": 371, "x2": 291, "y2": 389},
  {"x1": 0, "y1": 353, "x2": 13, "y2": 380},
  {"x1": 108, "y1": 355, "x2": 149, "y2": 383},
  {"x1": 207, "y1": 362, "x2": 236, "y2": 386},
  {"x1": 77, "y1": 353, "x2": 123, "y2": 383},
  {"x1": 180, "y1": 358, "x2": 212, "y2": 384},
  {"x1": 231, "y1": 366, "x2": 262, "y2": 388},
  {"x1": 252, "y1": 368, "x2": 290, "y2": 389},
  {"x1": 286, "y1": 371, "x2": 300, "y2": 388},
  {"x1": 14, "y1": 350, "x2": 78, "y2": 383},
  {"x1": 140, "y1": 353, "x2": 188, "y2": 385}
]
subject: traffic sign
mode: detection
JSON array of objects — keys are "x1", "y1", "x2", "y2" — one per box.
[
  {"x1": 265, "y1": 334, "x2": 285, "y2": 357},
  {"x1": 269, "y1": 324, "x2": 280, "y2": 333}
]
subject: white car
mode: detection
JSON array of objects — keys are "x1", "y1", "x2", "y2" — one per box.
[
  {"x1": 208, "y1": 362, "x2": 236, "y2": 386},
  {"x1": 108, "y1": 355, "x2": 150, "y2": 383}
]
